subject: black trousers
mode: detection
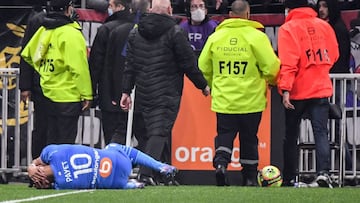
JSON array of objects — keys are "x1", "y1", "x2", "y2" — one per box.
[
  {"x1": 213, "y1": 112, "x2": 262, "y2": 175},
  {"x1": 132, "y1": 112, "x2": 147, "y2": 152},
  {"x1": 283, "y1": 98, "x2": 330, "y2": 181},
  {"x1": 45, "y1": 99, "x2": 82, "y2": 144},
  {"x1": 101, "y1": 110, "x2": 128, "y2": 145},
  {"x1": 31, "y1": 92, "x2": 48, "y2": 158},
  {"x1": 136, "y1": 113, "x2": 171, "y2": 178}
]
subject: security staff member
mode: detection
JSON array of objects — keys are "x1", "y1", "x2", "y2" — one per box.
[
  {"x1": 198, "y1": 0, "x2": 280, "y2": 186},
  {"x1": 21, "y1": 0, "x2": 92, "y2": 145}
]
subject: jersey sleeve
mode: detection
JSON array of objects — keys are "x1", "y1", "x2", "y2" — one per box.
[{"x1": 40, "y1": 144, "x2": 59, "y2": 164}]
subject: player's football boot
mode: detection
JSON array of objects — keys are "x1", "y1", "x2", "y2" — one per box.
[
  {"x1": 160, "y1": 164, "x2": 178, "y2": 177},
  {"x1": 160, "y1": 164, "x2": 179, "y2": 186}
]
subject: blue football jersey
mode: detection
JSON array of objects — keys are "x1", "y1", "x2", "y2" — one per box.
[{"x1": 40, "y1": 144, "x2": 132, "y2": 189}]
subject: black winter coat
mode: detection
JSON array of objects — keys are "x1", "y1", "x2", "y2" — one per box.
[
  {"x1": 122, "y1": 13, "x2": 207, "y2": 137},
  {"x1": 330, "y1": 18, "x2": 350, "y2": 73},
  {"x1": 108, "y1": 15, "x2": 137, "y2": 105},
  {"x1": 317, "y1": 0, "x2": 350, "y2": 73},
  {"x1": 89, "y1": 10, "x2": 134, "y2": 111}
]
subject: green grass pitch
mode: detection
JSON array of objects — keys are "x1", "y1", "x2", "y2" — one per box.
[{"x1": 0, "y1": 184, "x2": 360, "y2": 203}]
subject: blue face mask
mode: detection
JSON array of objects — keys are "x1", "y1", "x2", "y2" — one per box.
[{"x1": 108, "y1": 8, "x2": 114, "y2": 16}]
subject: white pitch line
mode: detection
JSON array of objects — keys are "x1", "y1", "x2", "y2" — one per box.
[{"x1": 0, "y1": 189, "x2": 95, "y2": 203}]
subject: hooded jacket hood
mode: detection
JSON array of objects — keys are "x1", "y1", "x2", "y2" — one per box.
[
  {"x1": 285, "y1": 7, "x2": 317, "y2": 22},
  {"x1": 42, "y1": 12, "x2": 74, "y2": 29},
  {"x1": 215, "y1": 18, "x2": 264, "y2": 31},
  {"x1": 317, "y1": 0, "x2": 350, "y2": 74},
  {"x1": 138, "y1": 13, "x2": 176, "y2": 40},
  {"x1": 316, "y1": 0, "x2": 341, "y2": 26},
  {"x1": 105, "y1": 8, "x2": 131, "y2": 23}
]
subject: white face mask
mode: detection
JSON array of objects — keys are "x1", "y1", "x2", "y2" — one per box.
[
  {"x1": 284, "y1": 8, "x2": 289, "y2": 17},
  {"x1": 191, "y1": 8, "x2": 205, "y2": 23},
  {"x1": 108, "y1": 8, "x2": 114, "y2": 16}
]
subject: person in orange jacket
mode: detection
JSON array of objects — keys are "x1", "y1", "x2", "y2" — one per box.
[{"x1": 277, "y1": 0, "x2": 339, "y2": 187}]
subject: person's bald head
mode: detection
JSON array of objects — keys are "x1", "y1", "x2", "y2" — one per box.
[
  {"x1": 229, "y1": 0, "x2": 250, "y2": 19},
  {"x1": 150, "y1": 0, "x2": 172, "y2": 15}
]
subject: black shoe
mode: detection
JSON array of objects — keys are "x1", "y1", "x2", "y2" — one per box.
[
  {"x1": 281, "y1": 179, "x2": 295, "y2": 187},
  {"x1": 315, "y1": 173, "x2": 334, "y2": 188},
  {"x1": 0, "y1": 174, "x2": 8, "y2": 184},
  {"x1": 282, "y1": 179, "x2": 313, "y2": 187},
  {"x1": 245, "y1": 178, "x2": 258, "y2": 186},
  {"x1": 242, "y1": 169, "x2": 258, "y2": 187},
  {"x1": 139, "y1": 175, "x2": 158, "y2": 186},
  {"x1": 163, "y1": 178, "x2": 180, "y2": 186},
  {"x1": 215, "y1": 165, "x2": 229, "y2": 186}
]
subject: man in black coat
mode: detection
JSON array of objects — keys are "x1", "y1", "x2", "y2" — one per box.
[
  {"x1": 120, "y1": 0, "x2": 210, "y2": 185},
  {"x1": 108, "y1": 0, "x2": 150, "y2": 146},
  {"x1": 317, "y1": 0, "x2": 353, "y2": 174},
  {"x1": 89, "y1": 0, "x2": 133, "y2": 144},
  {"x1": 317, "y1": 0, "x2": 350, "y2": 74},
  {"x1": 19, "y1": 0, "x2": 48, "y2": 159}
]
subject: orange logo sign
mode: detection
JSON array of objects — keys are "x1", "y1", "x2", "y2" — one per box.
[{"x1": 99, "y1": 157, "x2": 112, "y2": 178}]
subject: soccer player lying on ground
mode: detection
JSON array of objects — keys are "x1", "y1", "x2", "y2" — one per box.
[{"x1": 27, "y1": 143, "x2": 177, "y2": 189}]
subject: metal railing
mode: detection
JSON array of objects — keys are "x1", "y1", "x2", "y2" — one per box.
[
  {"x1": 0, "y1": 68, "x2": 21, "y2": 182},
  {"x1": 1, "y1": 69, "x2": 359, "y2": 186},
  {"x1": 299, "y1": 73, "x2": 360, "y2": 187},
  {"x1": 334, "y1": 74, "x2": 360, "y2": 186}
]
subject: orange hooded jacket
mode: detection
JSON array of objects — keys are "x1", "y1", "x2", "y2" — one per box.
[{"x1": 277, "y1": 7, "x2": 339, "y2": 100}]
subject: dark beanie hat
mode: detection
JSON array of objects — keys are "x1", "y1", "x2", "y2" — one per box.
[
  {"x1": 50, "y1": 0, "x2": 72, "y2": 11},
  {"x1": 284, "y1": 0, "x2": 308, "y2": 9},
  {"x1": 120, "y1": 0, "x2": 132, "y2": 7}
]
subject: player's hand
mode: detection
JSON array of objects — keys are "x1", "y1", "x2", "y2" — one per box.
[
  {"x1": 28, "y1": 165, "x2": 49, "y2": 188},
  {"x1": 33, "y1": 172, "x2": 51, "y2": 189}
]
